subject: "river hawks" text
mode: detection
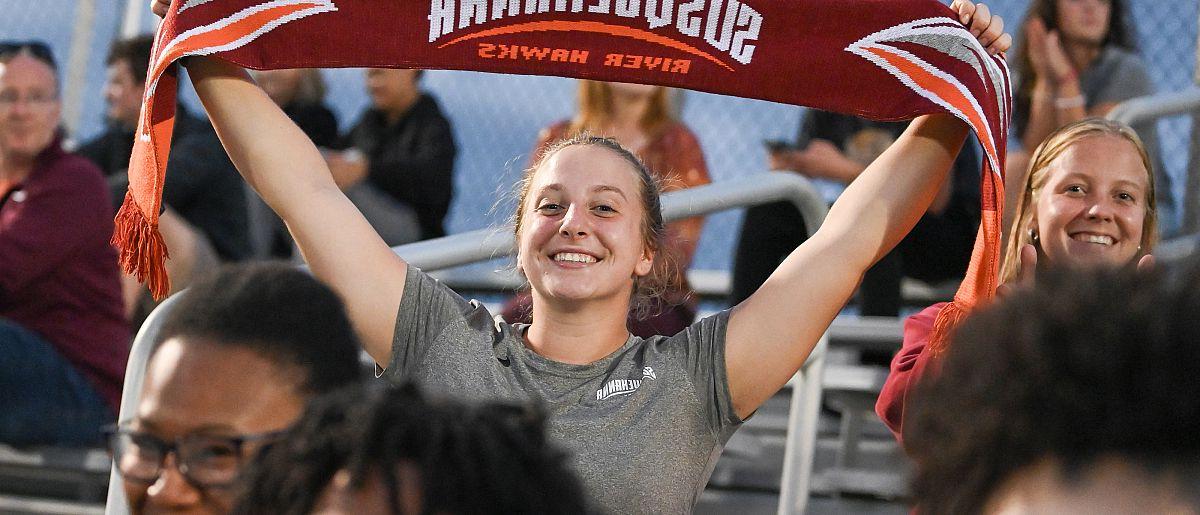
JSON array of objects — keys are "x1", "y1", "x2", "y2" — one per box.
[{"x1": 429, "y1": 0, "x2": 763, "y2": 65}]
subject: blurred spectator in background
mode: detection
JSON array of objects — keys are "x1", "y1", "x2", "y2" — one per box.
[
  {"x1": 503, "y1": 80, "x2": 711, "y2": 337},
  {"x1": 328, "y1": 68, "x2": 454, "y2": 245},
  {"x1": 77, "y1": 35, "x2": 251, "y2": 321},
  {"x1": 250, "y1": 68, "x2": 340, "y2": 259},
  {"x1": 233, "y1": 382, "x2": 588, "y2": 514},
  {"x1": 254, "y1": 68, "x2": 338, "y2": 148},
  {"x1": 905, "y1": 258, "x2": 1200, "y2": 514},
  {"x1": 0, "y1": 41, "x2": 128, "y2": 446},
  {"x1": 731, "y1": 110, "x2": 981, "y2": 317},
  {"x1": 111, "y1": 263, "x2": 363, "y2": 515},
  {"x1": 1010, "y1": 0, "x2": 1176, "y2": 236}
]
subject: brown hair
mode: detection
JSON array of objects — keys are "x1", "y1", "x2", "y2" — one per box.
[
  {"x1": 1000, "y1": 118, "x2": 1158, "y2": 284},
  {"x1": 106, "y1": 35, "x2": 154, "y2": 84},
  {"x1": 568, "y1": 80, "x2": 673, "y2": 140},
  {"x1": 290, "y1": 69, "x2": 327, "y2": 105},
  {"x1": 513, "y1": 133, "x2": 678, "y2": 318},
  {"x1": 1012, "y1": 0, "x2": 1136, "y2": 136}
]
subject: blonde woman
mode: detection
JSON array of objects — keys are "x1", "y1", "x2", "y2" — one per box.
[{"x1": 878, "y1": 118, "x2": 1158, "y2": 441}]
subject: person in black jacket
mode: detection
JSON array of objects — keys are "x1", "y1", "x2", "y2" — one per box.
[
  {"x1": 731, "y1": 110, "x2": 982, "y2": 317},
  {"x1": 326, "y1": 68, "x2": 455, "y2": 244},
  {"x1": 254, "y1": 68, "x2": 339, "y2": 149},
  {"x1": 251, "y1": 68, "x2": 341, "y2": 258},
  {"x1": 77, "y1": 35, "x2": 251, "y2": 322}
]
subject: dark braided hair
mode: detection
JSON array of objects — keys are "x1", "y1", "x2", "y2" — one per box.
[
  {"x1": 233, "y1": 382, "x2": 590, "y2": 514},
  {"x1": 906, "y1": 257, "x2": 1200, "y2": 514}
]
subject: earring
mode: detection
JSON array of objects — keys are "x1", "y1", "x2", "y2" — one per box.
[{"x1": 1029, "y1": 228, "x2": 1039, "y2": 244}]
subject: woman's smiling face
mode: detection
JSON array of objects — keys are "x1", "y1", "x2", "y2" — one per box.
[
  {"x1": 1033, "y1": 134, "x2": 1148, "y2": 266},
  {"x1": 517, "y1": 144, "x2": 654, "y2": 306}
]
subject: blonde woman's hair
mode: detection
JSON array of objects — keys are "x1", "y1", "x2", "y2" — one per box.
[
  {"x1": 568, "y1": 80, "x2": 673, "y2": 139},
  {"x1": 1000, "y1": 118, "x2": 1158, "y2": 284}
]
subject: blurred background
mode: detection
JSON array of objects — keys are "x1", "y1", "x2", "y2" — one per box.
[{"x1": 2, "y1": 0, "x2": 1195, "y2": 275}]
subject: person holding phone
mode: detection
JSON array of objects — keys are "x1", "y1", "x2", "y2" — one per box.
[{"x1": 732, "y1": 110, "x2": 982, "y2": 317}]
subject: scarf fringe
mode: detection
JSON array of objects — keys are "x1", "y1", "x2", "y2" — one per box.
[
  {"x1": 111, "y1": 191, "x2": 171, "y2": 300},
  {"x1": 927, "y1": 299, "x2": 969, "y2": 357}
]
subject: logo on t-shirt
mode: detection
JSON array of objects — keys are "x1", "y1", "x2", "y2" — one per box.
[{"x1": 596, "y1": 367, "x2": 657, "y2": 400}]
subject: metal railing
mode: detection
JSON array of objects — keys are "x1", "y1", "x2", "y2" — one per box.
[
  {"x1": 396, "y1": 171, "x2": 828, "y2": 270},
  {"x1": 1106, "y1": 87, "x2": 1200, "y2": 127},
  {"x1": 105, "y1": 172, "x2": 830, "y2": 514},
  {"x1": 1107, "y1": 87, "x2": 1200, "y2": 235}
]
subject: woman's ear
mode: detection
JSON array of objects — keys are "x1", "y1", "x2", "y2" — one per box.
[{"x1": 634, "y1": 247, "x2": 654, "y2": 277}]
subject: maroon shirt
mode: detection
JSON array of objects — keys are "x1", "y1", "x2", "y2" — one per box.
[
  {"x1": 0, "y1": 139, "x2": 129, "y2": 411},
  {"x1": 875, "y1": 302, "x2": 945, "y2": 444}
]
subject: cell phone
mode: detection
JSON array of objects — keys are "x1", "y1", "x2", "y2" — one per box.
[{"x1": 763, "y1": 139, "x2": 800, "y2": 153}]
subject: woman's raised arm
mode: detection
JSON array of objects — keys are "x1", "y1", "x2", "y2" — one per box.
[
  {"x1": 187, "y1": 57, "x2": 406, "y2": 364},
  {"x1": 723, "y1": 0, "x2": 1008, "y2": 420}
]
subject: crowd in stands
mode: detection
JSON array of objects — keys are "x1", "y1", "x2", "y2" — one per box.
[{"x1": 1, "y1": 0, "x2": 1198, "y2": 511}]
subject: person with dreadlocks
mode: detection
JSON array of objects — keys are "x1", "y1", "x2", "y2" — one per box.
[
  {"x1": 232, "y1": 382, "x2": 589, "y2": 514},
  {"x1": 149, "y1": 0, "x2": 1009, "y2": 511}
]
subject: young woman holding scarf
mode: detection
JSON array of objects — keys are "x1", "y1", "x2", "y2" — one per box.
[{"x1": 150, "y1": 0, "x2": 1009, "y2": 510}]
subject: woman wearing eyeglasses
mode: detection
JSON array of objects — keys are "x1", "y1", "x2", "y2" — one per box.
[{"x1": 105, "y1": 264, "x2": 363, "y2": 514}]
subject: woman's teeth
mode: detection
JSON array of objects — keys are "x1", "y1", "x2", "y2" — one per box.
[
  {"x1": 554, "y1": 252, "x2": 598, "y2": 263},
  {"x1": 1073, "y1": 234, "x2": 1114, "y2": 246}
]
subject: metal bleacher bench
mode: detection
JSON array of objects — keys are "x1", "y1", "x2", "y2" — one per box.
[
  {"x1": 0, "y1": 444, "x2": 109, "y2": 514},
  {"x1": 816, "y1": 324, "x2": 908, "y2": 500}
]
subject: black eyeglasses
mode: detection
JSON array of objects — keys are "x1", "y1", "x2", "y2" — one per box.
[
  {"x1": 0, "y1": 40, "x2": 57, "y2": 69},
  {"x1": 104, "y1": 425, "x2": 286, "y2": 489}
]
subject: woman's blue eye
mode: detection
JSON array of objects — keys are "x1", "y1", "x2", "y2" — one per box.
[
  {"x1": 536, "y1": 203, "x2": 562, "y2": 212},
  {"x1": 594, "y1": 204, "x2": 616, "y2": 213}
]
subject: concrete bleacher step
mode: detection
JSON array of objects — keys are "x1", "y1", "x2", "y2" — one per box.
[
  {"x1": 0, "y1": 445, "x2": 110, "y2": 503},
  {"x1": 710, "y1": 433, "x2": 909, "y2": 490},
  {"x1": 706, "y1": 360, "x2": 912, "y2": 502},
  {"x1": 0, "y1": 495, "x2": 104, "y2": 515},
  {"x1": 696, "y1": 490, "x2": 911, "y2": 515},
  {"x1": 809, "y1": 468, "x2": 910, "y2": 500}
]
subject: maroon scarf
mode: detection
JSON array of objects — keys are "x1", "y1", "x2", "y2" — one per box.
[{"x1": 118, "y1": 0, "x2": 1009, "y2": 348}]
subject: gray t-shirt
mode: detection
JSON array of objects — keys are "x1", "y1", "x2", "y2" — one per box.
[{"x1": 383, "y1": 267, "x2": 743, "y2": 514}]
